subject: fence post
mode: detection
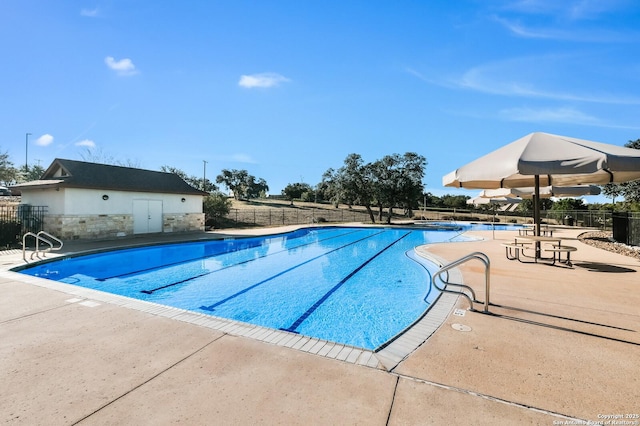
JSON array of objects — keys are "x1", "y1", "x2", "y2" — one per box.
[
  {"x1": 612, "y1": 212, "x2": 630, "y2": 245},
  {"x1": 631, "y1": 214, "x2": 640, "y2": 246}
]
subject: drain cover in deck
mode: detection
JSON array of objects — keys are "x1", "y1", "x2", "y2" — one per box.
[{"x1": 451, "y1": 323, "x2": 472, "y2": 332}]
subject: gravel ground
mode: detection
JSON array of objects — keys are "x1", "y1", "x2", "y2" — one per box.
[{"x1": 578, "y1": 231, "x2": 640, "y2": 260}]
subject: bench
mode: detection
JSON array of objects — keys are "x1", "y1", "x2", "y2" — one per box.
[
  {"x1": 543, "y1": 245, "x2": 577, "y2": 266},
  {"x1": 501, "y1": 242, "x2": 533, "y2": 261}
]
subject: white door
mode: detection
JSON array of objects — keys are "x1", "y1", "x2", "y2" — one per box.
[
  {"x1": 147, "y1": 200, "x2": 163, "y2": 233},
  {"x1": 133, "y1": 199, "x2": 163, "y2": 234}
]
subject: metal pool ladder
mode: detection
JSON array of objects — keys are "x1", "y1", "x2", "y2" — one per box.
[
  {"x1": 22, "y1": 231, "x2": 64, "y2": 262},
  {"x1": 432, "y1": 251, "x2": 490, "y2": 313}
]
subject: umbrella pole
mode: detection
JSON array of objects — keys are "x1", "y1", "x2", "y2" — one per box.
[
  {"x1": 492, "y1": 204, "x2": 495, "y2": 240},
  {"x1": 534, "y1": 175, "x2": 541, "y2": 258}
]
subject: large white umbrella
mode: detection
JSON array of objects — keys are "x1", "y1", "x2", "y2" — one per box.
[
  {"x1": 443, "y1": 132, "x2": 640, "y2": 236},
  {"x1": 467, "y1": 196, "x2": 521, "y2": 205},
  {"x1": 467, "y1": 196, "x2": 522, "y2": 239},
  {"x1": 479, "y1": 185, "x2": 601, "y2": 199}
]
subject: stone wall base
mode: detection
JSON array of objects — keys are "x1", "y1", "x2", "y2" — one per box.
[
  {"x1": 163, "y1": 213, "x2": 205, "y2": 234},
  {"x1": 43, "y1": 213, "x2": 205, "y2": 240}
]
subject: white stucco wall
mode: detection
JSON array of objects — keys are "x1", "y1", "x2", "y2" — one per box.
[
  {"x1": 20, "y1": 187, "x2": 64, "y2": 213},
  {"x1": 21, "y1": 188, "x2": 202, "y2": 215},
  {"x1": 20, "y1": 187, "x2": 204, "y2": 239}
]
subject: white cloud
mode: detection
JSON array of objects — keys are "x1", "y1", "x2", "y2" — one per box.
[
  {"x1": 498, "y1": 106, "x2": 640, "y2": 129},
  {"x1": 499, "y1": 0, "x2": 625, "y2": 20},
  {"x1": 75, "y1": 139, "x2": 96, "y2": 148},
  {"x1": 499, "y1": 106, "x2": 600, "y2": 124},
  {"x1": 35, "y1": 134, "x2": 54, "y2": 146},
  {"x1": 238, "y1": 73, "x2": 290, "y2": 89},
  {"x1": 404, "y1": 67, "x2": 433, "y2": 83},
  {"x1": 410, "y1": 60, "x2": 640, "y2": 105},
  {"x1": 450, "y1": 56, "x2": 640, "y2": 105},
  {"x1": 105, "y1": 56, "x2": 138, "y2": 76},
  {"x1": 230, "y1": 153, "x2": 257, "y2": 163},
  {"x1": 80, "y1": 8, "x2": 99, "y2": 17},
  {"x1": 493, "y1": 16, "x2": 566, "y2": 40},
  {"x1": 493, "y1": 15, "x2": 636, "y2": 42},
  {"x1": 500, "y1": 0, "x2": 561, "y2": 15}
]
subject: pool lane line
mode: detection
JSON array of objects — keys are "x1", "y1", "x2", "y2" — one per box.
[
  {"x1": 136, "y1": 229, "x2": 366, "y2": 294},
  {"x1": 141, "y1": 228, "x2": 377, "y2": 295},
  {"x1": 101, "y1": 228, "x2": 363, "y2": 282},
  {"x1": 281, "y1": 231, "x2": 413, "y2": 334},
  {"x1": 198, "y1": 230, "x2": 390, "y2": 312},
  {"x1": 99, "y1": 238, "x2": 264, "y2": 281}
]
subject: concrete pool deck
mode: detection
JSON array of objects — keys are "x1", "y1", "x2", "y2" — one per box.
[{"x1": 1, "y1": 226, "x2": 639, "y2": 424}]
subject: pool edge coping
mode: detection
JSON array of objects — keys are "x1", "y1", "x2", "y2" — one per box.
[
  {"x1": 374, "y1": 247, "x2": 461, "y2": 370},
  {"x1": 1, "y1": 249, "x2": 459, "y2": 372}
]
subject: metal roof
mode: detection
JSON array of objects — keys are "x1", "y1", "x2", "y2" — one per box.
[{"x1": 12, "y1": 159, "x2": 207, "y2": 196}]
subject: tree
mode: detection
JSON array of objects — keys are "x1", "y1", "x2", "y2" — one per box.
[
  {"x1": 601, "y1": 183, "x2": 623, "y2": 204},
  {"x1": 601, "y1": 139, "x2": 640, "y2": 203},
  {"x1": 246, "y1": 177, "x2": 269, "y2": 199},
  {"x1": 0, "y1": 149, "x2": 18, "y2": 186},
  {"x1": 203, "y1": 192, "x2": 232, "y2": 228},
  {"x1": 440, "y1": 194, "x2": 470, "y2": 209},
  {"x1": 322, "y1": 154, "x2": 377, "y2": 222},
  {"x1": 551, "y1": 198, "x2": 586, "y2": 211},
  {"x1": 312, "y1": 180, "x2": 329, "y2": 203},
  {"x1": 392, "y1": 152, "x2": 427, "y2": 218},
  {"x1": 160, "y1": 165, "x2": 217, "y2": 192},
  {"x1": 0, "y1": 149, "x2": 44, "y2": 185},
  {"x1": 216, "y1": 169, "x2": 268, "y2": 200},
  {"x1": 282, "y1": 182, "x2": 313, "y2": 205},
  {"x1": 79, "y1": 147, "x2": 141, "y2": 168},
  {"x1": 371, "y1": 153, "x2": 426, "y2": 223},
  {"x1": 422, "y1": 192, "x2": 440, "y2": 208},
  {"x1": 319, "y1": 168, "x2": 341, "y2": 207},
  {"x1": 371, "y1": 156, "x2": 397, "y2": 222},
  {"x1": 321, "y1": 152, "x2": 426, "y2": 224},
  {"x1": 21, "y1": 164, "x2": 46, "y2": 182},
  {"x1": 518, "y1": 198, "x2": 553, "y2": 212},
  {"x1": 300, "y1": 188, "x2": 316, "y2": 202}
]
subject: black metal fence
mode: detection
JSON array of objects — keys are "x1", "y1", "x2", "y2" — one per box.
[
  {"x1": 221, "y1": 206, "x2": 616, "y2": 231},
  {"x1": 0, "y1": 205, "x2": 47, "y2": 247},
  {"x1": 612, "y1": 212, "x2": 640, "y2": 246},
  {"x1": 222, "y1": 207, "x2": 372, "y2": 227},
  {"x1": 539, "y1": 210, "x2": 612, "y2": 229},
  {"x1": 419, "y1": 208, "x2": 613, "y2": 230}
]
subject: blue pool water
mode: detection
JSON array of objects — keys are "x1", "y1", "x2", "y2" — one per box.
[{"x1": 18, "y1": 226, "x2": 480, "y2": 350}]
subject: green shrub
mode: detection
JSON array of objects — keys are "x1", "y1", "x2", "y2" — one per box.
[{"x1": 0, "y1": 220, "x2": 20, "y2": 247}]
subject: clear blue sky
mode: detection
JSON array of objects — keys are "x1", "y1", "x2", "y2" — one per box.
[{"x1": 2, "y1": 1, "x2": 640, "y2": 202}]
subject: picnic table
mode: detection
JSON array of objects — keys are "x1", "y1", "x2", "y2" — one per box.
[
  {"x1": 502, "y1": 235, "x2": 576, "y2": 266},
  {"x1": 518, "y1": 225, "x2": 554, "y2": 237}
]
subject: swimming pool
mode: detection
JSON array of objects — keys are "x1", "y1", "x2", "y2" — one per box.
[{"x1": 17, "y1": 226, "x2": 474, "y2": 350}]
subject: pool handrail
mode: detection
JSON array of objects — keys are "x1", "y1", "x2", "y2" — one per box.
[
  {"x1": 432, "y1": 251, "x2": 490, "y2": 312},
  {"x1": 22, "y1": 231, "x2": 63, "y2": 262},
  {"x1": 37, "y1": 231, "x2": 63, "y2": 256}
]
